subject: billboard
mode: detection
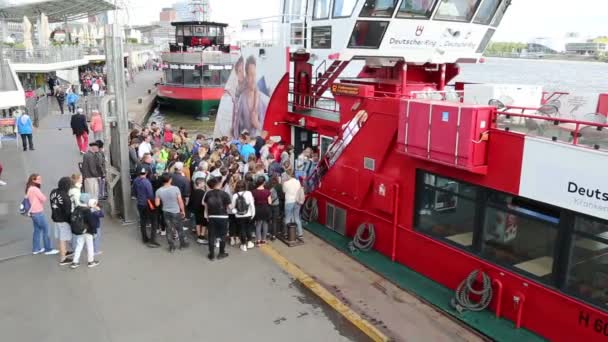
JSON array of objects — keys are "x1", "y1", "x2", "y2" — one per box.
[{"x1": 213, "y1": 47, "x2": 287, "y2": 138}]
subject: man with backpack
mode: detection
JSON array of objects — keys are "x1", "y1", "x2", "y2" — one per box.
[
  {"x1": 69, "y1": 193, "x2": 101, "y2": 269},
  {"x1": 50, "y1": 177, "x2": 74, "y2": 265},
  {"x1": 203, "y1": 177, "x2": 232, "y2": 260}
]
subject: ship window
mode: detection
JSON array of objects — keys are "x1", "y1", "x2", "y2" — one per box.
[
  {"x1": 333, "y1": 0, "x2": 358, "y2": 18},
  {"x1": 476, "y1": 28, "x2": 495, "y2": 53},
  {"x1": 434, "y1": 0, "x2": 481, "y2": 22},
  {"x1": 396, "y1": 0, "x2": 438, "y2": 19},
  {"x1": 311, "y1": 26, "x2": 332, "y2": 49},
  {"x1": 481, "y1": 193, "x2": 559, "y2": 284},
  {"x1": 359, "y1": 0, "x2": 398, "y2": 17},
  {"x1": 167, "y1": 69, "x2": 184, "y2": 85},
  {"x1": 192, "y1": 26, "x2": 205, "y2": 37},
  {"x1": 473, "y1": 0, "x2": 501, "y2": 25},
  {"x1": 347, "y1": 21, "x2": 389, "y2": 49},
  {"x1": 415, "y1": 173, "x2": 479, "y2": 250},
  {"x1": 183, "y1": 69, "x2": 201, "y2": 85},
  {"x1": 313, "y1": 0, "x2": 332, "y2": 20},
  {"x1": 183, "y1": 26, "x2": 191, "y2": 36},
  {"x1": 566, "y1": 216, "x2": 608, "y2": 310},
  {"x1": 490, "y1": 0, "x2": 509, "y2": 27}
]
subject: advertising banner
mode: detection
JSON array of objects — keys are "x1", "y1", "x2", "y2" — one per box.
[
  {"x1": 519, "y1": 137, "x2": 608, "y2": 220},
  {"x1": 213, "y1": 47, "x2": 287, "y2": 138}
]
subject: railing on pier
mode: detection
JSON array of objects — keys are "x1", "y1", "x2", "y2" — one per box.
[{"x1": 1, "y1": 46, "x2": 84, "y2": 64}]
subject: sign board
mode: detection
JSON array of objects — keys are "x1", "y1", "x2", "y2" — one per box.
[
  {"x1": 519, "y1": 137, "x2": 608, "y2": 220},
  {"x1": 331, "y1": 83, "x2": 361, "y2": 96}
]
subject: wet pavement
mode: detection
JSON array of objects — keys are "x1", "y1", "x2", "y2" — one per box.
[{"x1": 0, "y1": 80, "x2": 369, "y2": 341}]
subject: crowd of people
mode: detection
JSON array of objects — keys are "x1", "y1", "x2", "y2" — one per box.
[
  {"x1": 128, "y1": 123, "x2": 319, "y2": 260},
  {"x1": 17, "y1": 115, "x2": 321, "y2": 265}
]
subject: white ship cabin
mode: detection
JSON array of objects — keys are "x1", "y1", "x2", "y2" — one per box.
[{"x1": 278, "y1": 0, "x2": 510, "y2": 64}]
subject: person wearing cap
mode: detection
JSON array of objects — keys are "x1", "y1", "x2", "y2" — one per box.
[
  {"x1": 94, "y1": 140, "x2": 107, "y2": 200},
  {"x1": 132, "y1": 168, "x2": 160, "y2": 247},
  {"x1": 81, "y1": 142, "x2": 103, "y2": 200},
  {"x1": 70, "y1": 107, "x2": 89, "y2": 154}
]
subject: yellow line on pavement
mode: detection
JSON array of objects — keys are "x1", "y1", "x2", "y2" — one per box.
[{"x1": 260, "y1": 244, "x2": 390, "y2": 342}]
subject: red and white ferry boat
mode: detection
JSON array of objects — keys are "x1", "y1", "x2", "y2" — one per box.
[
  {"x1": 251, "y1": 0, "x2": 608, "y2": 341},
  {"x1": 157, "y1": 1, "x2": 234, "y2": 117}
]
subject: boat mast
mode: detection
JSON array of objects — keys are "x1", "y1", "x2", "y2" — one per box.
[{"x1": 190, "y1": 0, "x2": 210, "y2": 22}]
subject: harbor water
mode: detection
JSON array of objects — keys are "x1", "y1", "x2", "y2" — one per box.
[{"x1": 151, "y1": 58, "x2": 608, "y2": 134}]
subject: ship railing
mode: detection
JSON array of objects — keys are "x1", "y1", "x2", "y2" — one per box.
[
  {"x1": 495, "y1": 106, "x2": 608, "y2": 151},
  {"x1": 160, "y1": 51, "x2": 237, "y2": 65},
  {"x1": 238, "y1": 14, "x2": 308, "y2": 48},
  {"x1": 369, "y1": 89, "x2": 464, "y2": 103},
  {"x1": 411, "y1": 90, "x2": 464, "y2": 103},
  {"x1": 288, "y1": 90, "x2": 340, "y2": 114},
  {"x1": 542, "y1": 91, "x2": 569, "y2": 105}
]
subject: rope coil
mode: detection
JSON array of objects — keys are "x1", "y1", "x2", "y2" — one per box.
[
  {"x1": 348, "y1": 223, "x2": 375, "y2": 253},
  {"x1": 301, "y1": 197, "x2": 319, "y2": 223},
  {"x1": 451, "y1": 270, "x2": 493, "y2": 313}
]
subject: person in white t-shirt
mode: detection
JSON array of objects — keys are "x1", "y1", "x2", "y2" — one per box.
[
  {"x1": 282, "y1": 170, "x2": 304, "y2": 239},
  {"x1": 138, "y1": 135, "x2": 152, "y2": 160}
]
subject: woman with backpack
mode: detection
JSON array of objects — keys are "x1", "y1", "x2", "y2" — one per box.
[
  {"x1": 70, "y1": 193, "x2": 101, "y2": 269},
  {"x1": 231, "y1": 180, "x2": 255, "y2": 251},
  {"x1": 25, "y1": 174, "x2": 58, "y2": 255},
  {"x1": 252, "y1": 176, "x2": 272, "y2": 245}
]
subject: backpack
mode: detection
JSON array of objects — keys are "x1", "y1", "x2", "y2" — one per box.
[
  {"x1": 270, "y1": 187, "x2": 279, "y2": 206},
  {"x1": 235, "y1": 192, "x2": 249, "y2": 215},
  {"x1": 49, "y1": 189, "x2": 65, "y2": 222},
  {"x1": 19, "y1": 197, "x2": 31, "y2": 216},
  {"x1": 70, "y1": 207, "x2": 88, "y2": 235}
]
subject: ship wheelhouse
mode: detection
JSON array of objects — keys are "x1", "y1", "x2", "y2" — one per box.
[{"x1": 282, "y1": 0, "x2": 510, "y2": 63}]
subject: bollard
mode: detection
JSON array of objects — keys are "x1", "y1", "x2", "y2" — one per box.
[
  {"x1": 287, "y1": 222, "x2": 297, "y2": 242},
  {"x1": 138, "y1": 98, "x2": 143, "y2": 104}
]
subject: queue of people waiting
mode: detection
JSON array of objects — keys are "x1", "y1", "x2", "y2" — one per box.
[{"x1": 129, "y1": 123, "x2": 319, "y2": 260}]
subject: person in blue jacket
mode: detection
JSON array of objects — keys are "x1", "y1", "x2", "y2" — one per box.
[
  {"x1": 16, "y1": 110, "x2": 34, "y2": 151},
  {"x1": 66, "y1": 88, "x2": 80, "y2": 114}
]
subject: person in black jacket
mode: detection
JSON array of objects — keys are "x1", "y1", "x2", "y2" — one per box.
[
  {"x1": 55, "y1": 86, "x2": 66, "y2": 115},
  {"x1": 50, "y1": 177, "x2": 74, "y2": 265},
  {"x1": 70, "y1": 108, "x2": 89, "y2": 154}
]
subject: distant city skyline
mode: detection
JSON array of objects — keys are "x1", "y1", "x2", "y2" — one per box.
[{"x1": 124, "y1": 0, "x2": 608, "y2": 43}]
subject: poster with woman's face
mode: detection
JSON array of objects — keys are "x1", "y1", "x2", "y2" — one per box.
[{"x1": 213, "y1": 47, "x2": 288, "y2": 139}]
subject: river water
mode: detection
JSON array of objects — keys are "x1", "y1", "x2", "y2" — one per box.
[{"x1": 152, "y1": 58, "x2": 608, "y2": 134}]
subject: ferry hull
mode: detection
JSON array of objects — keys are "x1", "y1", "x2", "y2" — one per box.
[{"x1": 157, "y1": 85, "x2": 223, "y2": 116}]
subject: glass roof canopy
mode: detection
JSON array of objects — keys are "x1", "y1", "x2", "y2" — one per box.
[{"x1": 0, "y1": 0, "x2": 116, "y2": 23}]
